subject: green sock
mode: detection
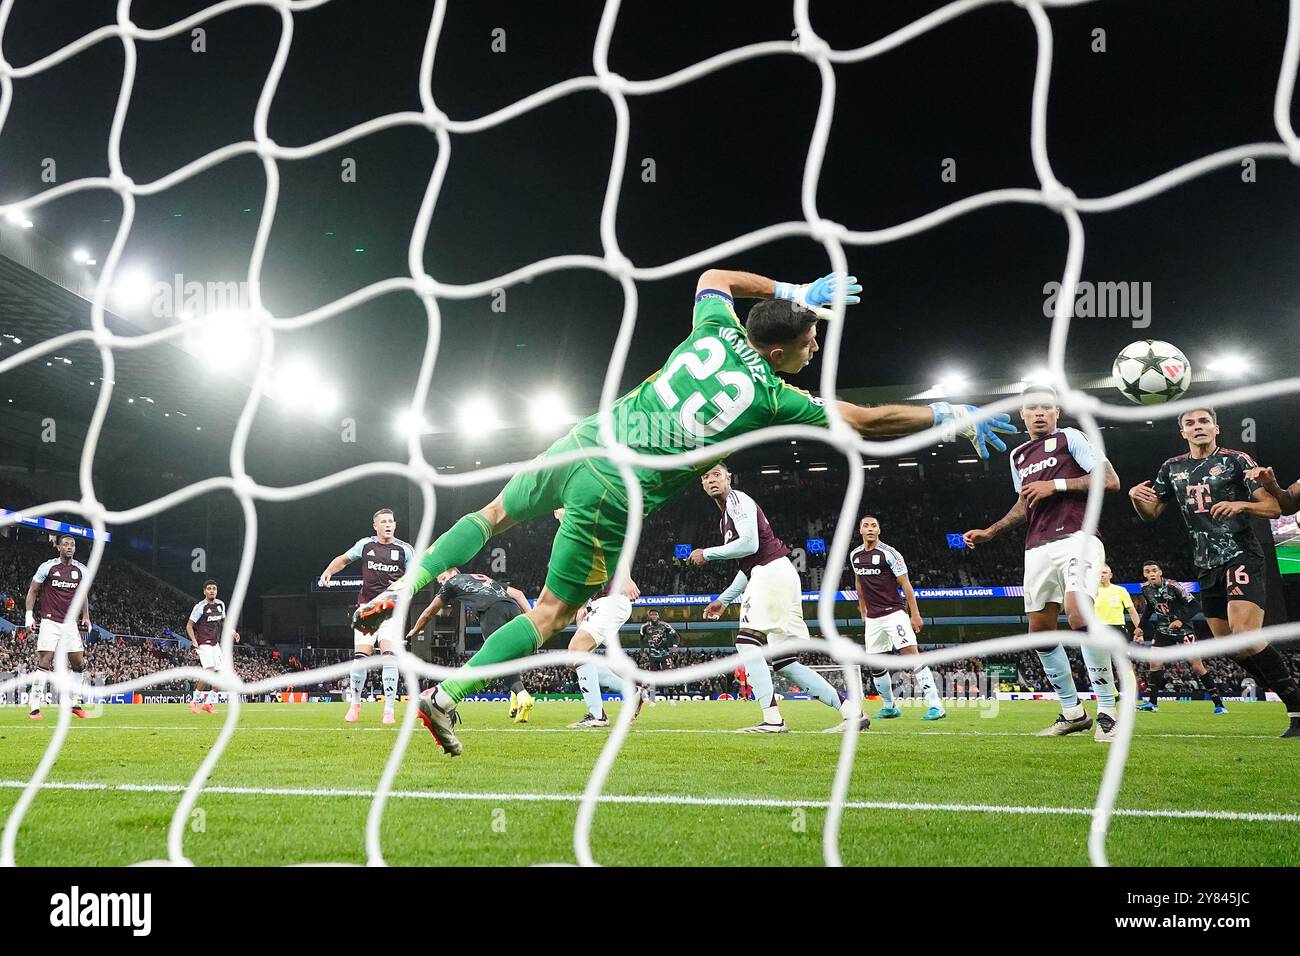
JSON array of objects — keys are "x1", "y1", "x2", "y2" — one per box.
[
  {"x1": 404, "y1": 512, "x2": 493, "y2": 593},
  {"x1": 441, "y1": 615, "x2": 542, "y2": 703}
]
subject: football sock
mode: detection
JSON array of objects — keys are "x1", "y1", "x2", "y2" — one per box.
[
  {"x1": 776, "y1": 660, "x2": 840, "y2": 711},
  {"x1": 1080, "y1": 641, "x2": 1118, "y2": 709},
  {"x1": 872, "y1": 669, "x2": 895, "y2": 707},
  {"x1": 508, "y1": 689, "x2": 517, "y2": 712},
  {"x1": 1037, "y1": 644, "x2": 1080, "y2": 710},
  {"x1": 350, "y1": 653, "x2": 367, "y2": 704},
  {"x1": 914, "y1": 664, "x2": 943, "y2": 710},
  {"x1": 1147, "y1": 668, "x2": 1165, "y2": 706},
  {"x1": 381, "y1": 656, "x2": 398, "y2": 710},
  {"x1": 440, "y1": 615, "x2": 542, "y2": 704},
  {"x1": 576, "y1": 662, "x2": 604, "y2": 717},
  {"x1": 30, "y1": 669, "x2": 49, "y2": 712},
  {"x1": 1247, "y1": 645, "x2": 1300, "y2": 715},
  {"x1": 71, "y1": 668, "x2": 85, "y2": 706},
  {"x1": 405, "y1": 512, "x2": 493, "y2": 594},
  {"x1": 736, "y1": 636, "x2": 777, "y2": 721},
  {"x1": 1197, "y1": 670, "x2": 1222, "y2": 706}
]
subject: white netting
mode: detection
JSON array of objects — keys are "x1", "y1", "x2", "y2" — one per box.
[{"x1": 1, "y1": 0, "x2": 1299, "y2": 868}]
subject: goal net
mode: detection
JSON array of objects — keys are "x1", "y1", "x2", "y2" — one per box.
[{"x1": 1, "y1": 0, "x2": 1299, "y2": 868}]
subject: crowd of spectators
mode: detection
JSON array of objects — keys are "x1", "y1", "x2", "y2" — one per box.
[
  {"x1": 0, "y1": 631, "x2": 296, "y2": 693},
  {"x1": 0, "y1": 535, "x2": 193, "y2": 638},
  {"x1": 457, "y1": 466, "x2": 1198, "y2": 597}
]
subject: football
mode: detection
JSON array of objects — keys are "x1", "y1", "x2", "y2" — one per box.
[{"x1": 1112, "y1": 340, "x2": 1192, "y2": 405}]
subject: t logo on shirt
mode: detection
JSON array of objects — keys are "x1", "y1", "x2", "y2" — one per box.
[{"x1": 1186, "y1": 483, "x2": 1212, "y2": 514}]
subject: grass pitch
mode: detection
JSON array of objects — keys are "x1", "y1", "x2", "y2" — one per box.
[{"x1": 1, "y1": 698, "x2": 1296, "y2": 866}]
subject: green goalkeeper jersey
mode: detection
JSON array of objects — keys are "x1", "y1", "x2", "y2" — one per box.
[{"x1": 566, "y1": 289, "x2": 830, "y2": 515}]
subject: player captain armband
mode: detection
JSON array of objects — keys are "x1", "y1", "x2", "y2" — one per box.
[{"x1": 1054, "y1": 479, "x2": 1067, "y2": 492}]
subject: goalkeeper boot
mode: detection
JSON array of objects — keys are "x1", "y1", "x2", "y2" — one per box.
[
  {"x1": 922, "y1": 706, "x2": 947, "y2": 721},
  {"x1": 872, "y1": 706, "x2": 902, "y2": 719},
  {"x1": 352, "y1": 591, "x2": 397, "y2": 636},
  {"x1": 202, "y1": 702, "x2": 215, "y2": 714},
  {"x1": 1213, "y1": 704, "x2": 1228, "y2": 715},
  {"x1": 345, "y1": 701, "x2": 361, "y2": 723},
  {"x1": 508, "y1": 690, "x2": 519, "y2": 719},
  {"x1": 189, "y1": 701, "x2": 200, "y2": 715},
  {"x1": 737, "y1": 721, "x2": 789, "y2": 734},
  {"x1": 1136, "y1": 700, "x2": 1158, "y2": 712},
  {"x1": 568, "y1": 712, "x2": 609, "y2": 728},
  {"x1": 1094, "y1": 709, "x2": 1118, "y2": 743},
  {"x1": 416, "y1": 687, "x2": 463, "y2": 756},
  {"x1": 27, "y1": 710, "x2": 41, "y2": 720},
  {"x1": 70, "y1": 705, "x2": 88, "y2": 719},
  {"x1": 514, "y1": 690, "x2": 535, "y2": 724},
  {"x1": 1036, "y1": 711, "x2": 1093, "y2": 736},
  {"x1": 1282, "y1": 718, "x2": 1300, "y2": 739},
  {"x1": 382, "y1": 708, "x2": 396, "y2": 725}
]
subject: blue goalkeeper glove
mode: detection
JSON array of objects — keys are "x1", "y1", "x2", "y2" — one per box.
[
  {"x1": 774, "y1": 272, "x2": 862, "y2": 319},
  {"x1": 929, "y1": 402, "x2": 1018, "y2": 459}
]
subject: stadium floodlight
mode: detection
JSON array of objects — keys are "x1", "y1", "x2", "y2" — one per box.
[
  {"x1": 72, "y1": 249, "x2": 91, "y2": 264},
  {"x1": 273, "y1": 358, "x2": 320, "y2": 410},
  {"x1": 933, "y1": 370, "x2": 968, "y2": 396},
  {"x1": 395, "y1": 410, "x2": 433, "y2": 437},
  {"x1": 1206, "y1": 354, "x2": 1251, "y2": 377},
  {"x1": 899, "y1": 461, "x2": 919, "y2": 468},
  {"x1": 195, "y1": 311, "x2": 255, "y2": 371},
  {"x1": 314, "y1": 386, "x2": 340, "y2": 417},
  {"x1": 528, "y1": 391, "x2": 577, "y2": 431},
  {"x1": 458, "y1": 395, "x2": 504, "y2": 435},
  {"x1": 110, "y1": 269, "x2": 154, "y2": 309},
  {"x1": 760, "y1": 467, "x2": 780, "y2": 475}
]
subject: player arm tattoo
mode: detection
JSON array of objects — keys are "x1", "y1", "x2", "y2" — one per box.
[
  {"x1": 695, "y1": 269, "x2": 776, "y2": 300},
  {"x1": 985, "y1": 499, "x2": 1027, "y2": 539},
  {"x1": 836, "y1": 401, "x2": 934, "y2": 439}
]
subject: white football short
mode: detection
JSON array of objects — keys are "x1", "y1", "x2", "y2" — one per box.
[
  {"x1": 197, "y1": 643, "x2": 224, "y2": 670},
  {"x1": 354, "y1": 614, "x2": 404, "y2": 649},
  {"x1": 577, "y1": 595, "x2": 633, "y2": 648},
  {"x1": 36, "y1": 619, "x2": 84, "y2": 655},
  {"x1": 1023, "y1": 532, "x2": 1105, "y2": 613},
  {"x1": 739, "y1": 557, "x2": 810, "y2": 644},
  {"x1": 864, "y1": 608, "x2": 918, "y2": 654}
]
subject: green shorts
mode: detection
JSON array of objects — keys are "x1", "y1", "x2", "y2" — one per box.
[{"x1": 500, "y1": 430, "x2": 630, "y2": 607}]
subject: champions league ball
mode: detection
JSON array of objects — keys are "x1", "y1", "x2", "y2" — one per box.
[{"x1": 1112, "y1": 340, "x2": 1192, "y2": 405}]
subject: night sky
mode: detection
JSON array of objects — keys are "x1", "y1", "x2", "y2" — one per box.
[{"x1": 0, "y1": 0, "x2": 1297, "y2": 606}]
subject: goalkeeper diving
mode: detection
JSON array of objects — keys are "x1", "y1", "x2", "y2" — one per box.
[{"x1": 353, "y1": 268, "x2": 1017, "y2": 755}]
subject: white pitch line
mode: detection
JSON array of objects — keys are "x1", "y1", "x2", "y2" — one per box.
[
  {"x1": 0, "y1": 779, "x2": 1296, "y2": 824},
  {"x1": 0, "y1": 723, "x2": 1286, "y2": 740}
]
